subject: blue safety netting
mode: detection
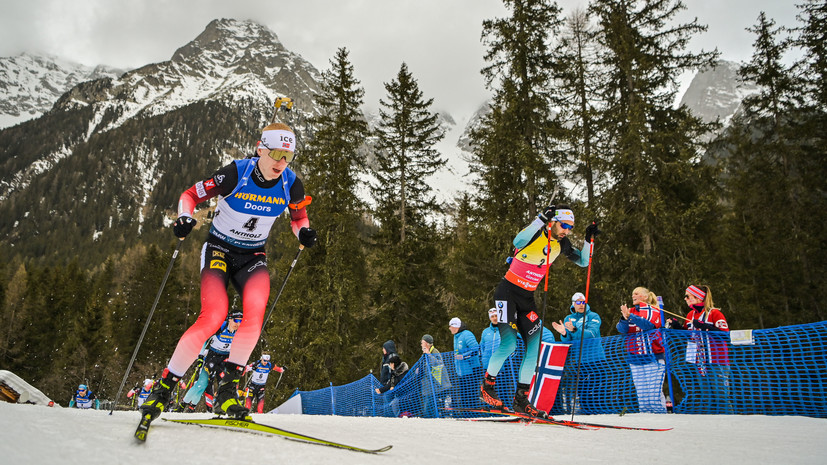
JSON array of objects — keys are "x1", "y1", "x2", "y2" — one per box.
[{"x1": 293, "y1": 321, "x2": 827, "y2": 418}]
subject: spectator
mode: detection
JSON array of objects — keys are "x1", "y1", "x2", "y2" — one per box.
[
  {"x1": 375, "y1": 354, "x2": 410, "y2": 417},
  {"x1": 375, "y1": 354, "x2": 409, "y2": 394},
  {"x1": 418, "y1": 334, "x2": 450, "y2": 417},
  {"x1": 480, "y1": 308, "x2": 501, "y2": 370},
  {"x1": 69, "y1": 384, "x2": 100, "y2": 410},
  {"x1": 542, "y1": 326, "x2": 556, "y2": 344},
  {"x1": 449, "y1": 317, "x2": 482, "y2": 410},
  {"x1": 670, "y1": 284, "x2": 732, "y2": 413},
  {"x1": 617, "y1": 286, "x2": 667, "y2": 413},
  {"x1": 553, "y1": 292, "x2": 606, "y2": 413},
  {"x1": 379, "y1": 340, "x2": 398, "y2": 386}
]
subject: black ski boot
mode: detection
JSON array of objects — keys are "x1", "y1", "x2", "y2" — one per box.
[
  {"x1": 213, "y1": 362, "x2": 250, "y2": 418},
  {"x1": 173, "y1": 401, "x2": 195, "y2": 413},
  {"x1": 513, "y1": 383, "x2": 548, "y2": 419},
  {"x1": 139, "y1": 369, "x2": 181, "y2": 421},
  {"x1": 479, "y1": 373, "x2": 505, "y2": 411}
]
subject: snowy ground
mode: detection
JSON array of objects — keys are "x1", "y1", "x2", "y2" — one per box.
[{"x1": 2, "y1": 402, "x2": 826, "y2": 464}]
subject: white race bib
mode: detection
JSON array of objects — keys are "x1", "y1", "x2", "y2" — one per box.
[{"x1": 495, "y1": 300, "x2": 509, "y2": 324}]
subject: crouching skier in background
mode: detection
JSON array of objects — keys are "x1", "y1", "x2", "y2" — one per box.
[
  {"x1": 480, "y1": 205, "x2": 599, "y2": 418},
  {"x1": 244, "y1": 353, "x2": 283, "y2": 413},
  {"x1": 127, "y1": 379, "x2": 154, "y2": 409},
  {"x1": 175, "y1": 309, "x2": 243, "y2": 412},
  {"x1": 140, "y1": 122, "x2": 317, "y2": 422},
  {"x1": 70, "y1": 384, "x2": 100, "y2": 409}
]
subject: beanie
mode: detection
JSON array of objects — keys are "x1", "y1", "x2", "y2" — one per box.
[{"x1": 422, "y1": 334, "x2": 434, "y2": 345}]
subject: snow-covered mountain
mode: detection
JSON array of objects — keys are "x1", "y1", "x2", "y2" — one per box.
[
  {"x1": 0, "y1": 52, "x2": 124, "y2": 128},
  {"x1": 52, "y1": 18, "x2": 321, "y2": 136},
  {"x1": 0, "y1": 18, "x2": 323, "y2": 262},
  {"x1": 679, "y1": 60, "x2": 760, "y2": 126}
]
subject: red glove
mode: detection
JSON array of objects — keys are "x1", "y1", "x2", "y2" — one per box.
[{"x1": 275, "y1": 366, "x2": 285, "y2": 373}]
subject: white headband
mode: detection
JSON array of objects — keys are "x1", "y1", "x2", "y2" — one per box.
[
  {"x1": 553, "y1": 209, "x2": 575, "y2": 222},
  {"x1": 259, "y1": 129, "x2": 295, "y2": 153}
]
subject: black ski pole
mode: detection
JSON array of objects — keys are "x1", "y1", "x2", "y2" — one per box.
[{"x1": 109, "y1": 239, "x2": 185, "y2": 415}]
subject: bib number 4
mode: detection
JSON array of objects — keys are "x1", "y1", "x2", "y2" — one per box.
[{"x1": 243, "y1": 217, "x2": 259, "y2": 232}]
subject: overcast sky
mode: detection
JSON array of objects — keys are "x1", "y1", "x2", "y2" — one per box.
[{"x1": 0, "y1": 0, "x2": 802, "y2": 119}]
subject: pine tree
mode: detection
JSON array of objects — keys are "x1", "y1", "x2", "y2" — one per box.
[
  {"x1": 589, "y1": 0, "x2": 720, "y2": 305},
  {"x1": 556, "y1": 7, "x2": 603, "y2": 208},
  {"x1": 716, "y1": 8, "x2": 826, "y2": 326},
  {"x1": 371, "y1": 62, "x2": 447, "y2": 345},
  {"x1": 473, "y1": 0, "x2": 565, "y2": 219}
]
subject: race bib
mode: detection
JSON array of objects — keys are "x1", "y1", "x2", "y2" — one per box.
[{"x1": 495, "y1": 300, "x2": 509, "y2": 324}]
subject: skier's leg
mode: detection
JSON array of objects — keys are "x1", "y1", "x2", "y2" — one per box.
[
  {"x1": 226, "y1": 255, "x2": 270, "y2": 366},
  {"x1": 167, "y1": 244, "x2": 230, "y2": 376}
]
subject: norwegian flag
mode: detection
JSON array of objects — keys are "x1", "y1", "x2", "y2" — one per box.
[{"x1": 528, "y1": 342, "x2": 569, "y2": 412}]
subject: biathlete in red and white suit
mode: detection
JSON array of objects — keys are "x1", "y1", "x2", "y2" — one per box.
[{"x1": 141, "y1": 122, "x2": 317, "y2": 420}]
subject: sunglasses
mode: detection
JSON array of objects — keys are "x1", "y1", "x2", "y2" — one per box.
[
  {"x1": 574, "y1": 300, "x2": 586, "y2": 304},
  {"x1": 558, "y1": 222, "x2": 574, "y2": 230},
  {"x1": 263, "y1": 146, "x2": 295, "y2": 163},
  {"x1": 232, "y1": 318, "x2": 243, "y2": 323}
]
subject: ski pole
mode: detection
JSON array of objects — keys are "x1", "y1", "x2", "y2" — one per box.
[
  {"x1": 260, "y1": 245, "x2": 304, "y2": 335},
  {"x1": 109, "y1": 239, "x2": 185, "y2": 415},
  {"x1": 273, "y1": 369, "x2": 285, "y2": 392},
  {"x1": 571, "y1": 223, "x2": 595, "y2": 422}
]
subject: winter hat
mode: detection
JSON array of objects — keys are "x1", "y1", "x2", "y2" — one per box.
[
  {"x1": 571, "y1": 292, "x2": 586, "y2": 303},
  {"x1": 488, "y1": 307, "x2": 498, "y2": 315},
  {"x1": 422, "y1": 334, "x2": 434, "y2": 345},
  {"x1": 449, "y1": 317, "x2": 462, "y2": 328},
  {"x1": 261, "y1": 354, "x2": 271, "y2": 361},
  {"x1": 143, "y1": 378, "x2": 154, "y2": 388},
  {"x1": 78, "y1": 384, "x2": 87, "y2": 391},
  {"x1": 228, "y1": 309, "x2": 243, "y2": 320}
]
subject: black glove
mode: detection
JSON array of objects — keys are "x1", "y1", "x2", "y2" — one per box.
[
  {"x1": 194, "y1": 355, "x2": 205, "y2": 370},
  {"x1": 666, "y1": 318, "x2": 684, "y2": 330},
  {"x1": 693, "y1": 319, "x2": 716, "y2": 331},
  {"x1": 173, "y1": 216, "x2": 197, "y2": 238},
  {"x1": 538, "y1": 204, "x2": 556, "y2": 223},
  {"x1": 584, "y1": 221, "x2": 601, "y2": 242},
  {"x1": 298, "y1": 227, "x2": 317, "y2": 248}
]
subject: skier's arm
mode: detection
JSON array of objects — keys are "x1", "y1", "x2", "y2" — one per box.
[
  {"x1": 561, "y1": 238, "x2": 591, "y2": 267},
  {"x1": 287, "y1": 177, "x2": 311, "y2": 236},
  {"x1": 177, "y1": 163, "x2": 239, "y2": 218},
  {"x1": 513, "y1": 218, "x2": 544, "y2": 249}
]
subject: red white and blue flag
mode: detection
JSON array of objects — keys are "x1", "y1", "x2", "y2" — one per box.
[{"x1": 528, "y1": 342, "x2": 569, "y2": 412}]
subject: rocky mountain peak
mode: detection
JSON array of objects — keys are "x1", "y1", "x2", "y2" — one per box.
[{"x1": 679, "y1": 60, "x2": 760, "y2": 125}]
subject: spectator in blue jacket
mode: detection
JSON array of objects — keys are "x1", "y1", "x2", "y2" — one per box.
[
  {"x1": 480, "y1": 308, "x2": 501, "y2": 370},
  {"x1": 449, "y1": 317, "x2": 482, "y2": 411},
  {"x1": 552, "y1": 292, "x2": 606, "y2": 413}
]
